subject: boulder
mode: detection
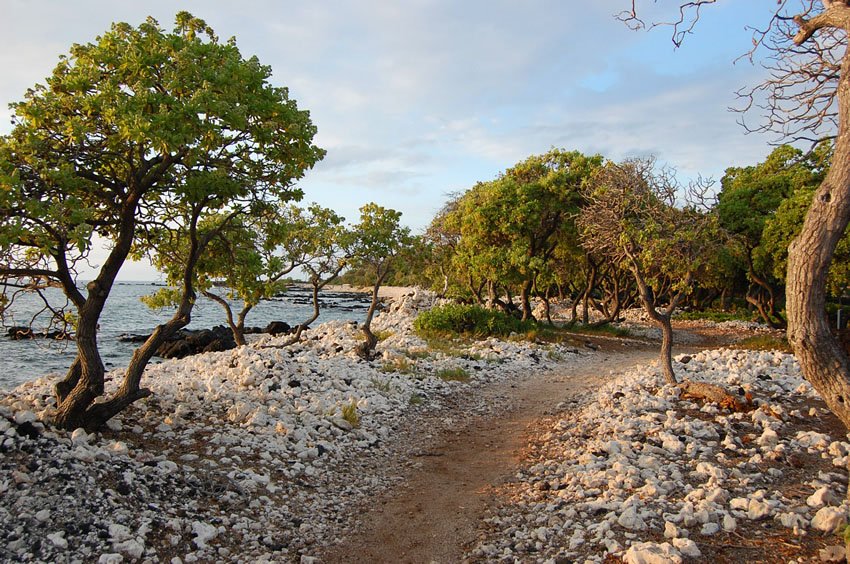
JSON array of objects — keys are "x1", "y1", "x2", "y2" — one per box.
[{"x1": 265, "y1": 321, "x2": 292, "y2": 336}]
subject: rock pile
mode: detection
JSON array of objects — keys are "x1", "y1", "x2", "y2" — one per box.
[
  {"x1": 469, "y1": 348, "x2": 850, "y2": 562},
  {"x1": 0, "y1": 288, "x2": 581, "y2": 563}
]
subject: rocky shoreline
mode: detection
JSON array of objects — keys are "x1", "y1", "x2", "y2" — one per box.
[
  {"x1": 0, "y1": 290, "x2": 847, "y2": 563},
  {"x1": 0, "y1": 290, "x2": 583, "y2": 563}
]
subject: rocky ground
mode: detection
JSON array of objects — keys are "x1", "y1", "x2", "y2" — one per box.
[
  {"x1": 0, "y1": 292, "x2": 847, "y2": 563},
  {"x1": 0, "y1": 290, "x2": 585, "y2": 563},
  {"x1": 468, "y1": 349, "x2": 850, "y2": 563}
]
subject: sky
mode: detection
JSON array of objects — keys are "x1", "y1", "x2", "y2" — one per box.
[{"x1": 0, "y1": 1, "x2": 785, "y2": 280}]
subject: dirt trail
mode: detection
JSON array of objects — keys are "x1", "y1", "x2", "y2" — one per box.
[{"x1": 319, "y1": 345, "x2": 660, "y2": 564}]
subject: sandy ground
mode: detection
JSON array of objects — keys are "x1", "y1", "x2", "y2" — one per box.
[
  {"x1": 318, "y1": 344, "x2": 660, "y2": 563},
  {"x1": 321, "y1": 284, "x2": 418, "y2": 300}
]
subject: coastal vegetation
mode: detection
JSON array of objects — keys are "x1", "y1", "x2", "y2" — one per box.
[
  {"x1": 3, "y1": 3, "x2": 850, "y2": 562},
  {"x1": 1, "y1": 7, "x2": 849, "y2": 429},
  {"x1": 0, "y1": 12, "x2": 325, "y2": 430}
]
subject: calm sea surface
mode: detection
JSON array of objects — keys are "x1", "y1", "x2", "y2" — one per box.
[{"x1": 0, "y1": 282, "x2": 369, "y2": 391}]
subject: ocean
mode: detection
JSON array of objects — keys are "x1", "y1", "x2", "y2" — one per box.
[{"x1": 0, "y1": 282, "x2": 370, "y2": 391}]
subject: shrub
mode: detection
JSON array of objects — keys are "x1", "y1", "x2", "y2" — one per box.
[
  {"x1": 435, "y1": 367, "x2": 470, "y2": 382},
  {"x1": 735, "y1": 334, "x2": 792, "y2": 353},
  {"x1": 414, "y1": 303, "x2": 533, "y2": 338},
  {"x1": 341, "y1": 400, "x2": 360, "y2": 427}
]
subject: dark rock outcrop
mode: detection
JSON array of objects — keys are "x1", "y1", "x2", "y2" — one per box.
[
  {"x1": 6, "y1": 326, "x2": 73, "y2": 340},
  {"x1": 155, "y1": 326, "x2": 236, "y2": 359}
]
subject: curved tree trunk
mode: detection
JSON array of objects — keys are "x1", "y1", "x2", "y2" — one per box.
[
  {"x1": 357, "y1": 272, "x2": 386, "y2": 360},
  {"x1": 203, "y1": 290, "x2": 248, "y2": 346},
  {"x1": 784, "y1": 0, "x2": 850, "y2": 433},
  {"x1": 520, "y1": 278, "x2": 535, "y2": 321},
  {"x1": 787, "y1": 50, "x2": 850, "y2": 429},
  {"x1": 625, "y1": 250, "x2": 682, "y2": 385},
  {"x1": 53, "y1": 197, "x2": 140, "y2": 429},
  {"x1": 582, "y1": 258, "x2": 598, "y2": 325},
  {"x1": 287, "y1": 284, "x2": 322, "y2": 345}
]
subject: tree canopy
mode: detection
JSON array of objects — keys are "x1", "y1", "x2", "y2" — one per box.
[{"x1": 0, "y1": 12, "x2": 324, "y2": 429}]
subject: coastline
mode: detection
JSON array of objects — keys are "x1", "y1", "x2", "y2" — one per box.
[{"x1": 312, "y1": 284, "x2": 418, "y2": 300}]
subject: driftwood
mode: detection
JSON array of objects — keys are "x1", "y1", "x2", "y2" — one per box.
[{"x1": 679, "y1": 380, "x2": 753, "y2": 412}]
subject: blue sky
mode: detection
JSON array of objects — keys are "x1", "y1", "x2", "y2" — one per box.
[{"x1": 1, "y1": 1, "x2": 785, "y2": 280}]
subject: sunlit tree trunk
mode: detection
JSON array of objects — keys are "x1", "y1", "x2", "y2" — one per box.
[{"x1": 787, "y1": 35, "x2": 850, "y2": 429}]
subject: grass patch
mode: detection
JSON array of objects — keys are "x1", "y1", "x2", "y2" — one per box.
[
  {"x1": 409, "y1": 394, "x2": 424, "y2": 406},
  {"x1": 404, "y1": 349, "x2": 430, "y2": 360},
  {"x1": 676, "y1": 310, "x2": 753, "y2": 323},
  {"x1": 371, "y1": 378, "x2": 393, "y2": 393},
  {"x1": 341, "y1": 400, "x2": 360, "y2": 428},
  {"x1": 380, "y1": 357, "x2": 416, "y2": 375},
  {"x1": 735, "y1": 334, "x2": 792, "y2": 353},
  {"x1": 435, "y1": 367, "x2": 470, "y2": 382},
  {"x1": 374, "y1": 329, "x2": 394, "y2": 341}
]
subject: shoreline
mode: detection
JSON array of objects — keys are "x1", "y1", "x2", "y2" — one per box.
[{"x1": 308, "y1": 283, "x2": 418, "y2": 300}]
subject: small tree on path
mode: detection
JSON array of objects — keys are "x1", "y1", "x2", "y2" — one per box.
[
  {"x1": 350, "y1": 204, "x2": 412, "y2": 360},
  {"x1": 579, "y1": 158, "x2": 718, "y2": 384}
]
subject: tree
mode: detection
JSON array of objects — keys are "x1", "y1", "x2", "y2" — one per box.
[
  {"x1": 349, "y1": 203, "x2": 412, "y2": 359},
  {"x1": 279, "y1": 204, "x2": 352, "y2": 345},
  {"x1": 621, "y1": 1, "x2": 850, "y2": 429},
  {"x1": 0, "y1": 13, "x2": 324, "y2": 430},
  {"x1": 143, "y1": 203, "x2": 304, "y2": 348},
  {"x1": 579, "y1": 158, "x2": 719, "y2": 384},
  {"x1": 441, "y1": 149, "x2": 601, "y2": 320},
  {"x1": 716, "y1": 144, "x2": 830, "y2": 327}
]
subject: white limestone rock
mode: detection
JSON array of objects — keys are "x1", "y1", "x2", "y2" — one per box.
[
  {"x1": 623, "y1": 541, "x2": 682, "y2": 564},
  {"x1": 812, "y1": 507, "x2": 847, "y2": 533}
]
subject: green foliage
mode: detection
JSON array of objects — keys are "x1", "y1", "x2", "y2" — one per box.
[
  {"x1": 341, "y1": 400, "x2": 360, "y2": 428},
  {"x1": 718, "y1": 143, "x2": 830, "y2": 285},
  {"x1": 408, "y1": 394, "x2": 425, "y2": 406},
  {"x1": 435, "y1": 367, "x2": 470, "y2": 382},
  {"x1": 429, "y1": 149, "x2": 602, "y2": 310},
  {"x1": 735, "y1": 335, "x2": 793, "y2": 353},
  {"x1": 413, "y1": 303, "x2": 534, "y2": 338}
]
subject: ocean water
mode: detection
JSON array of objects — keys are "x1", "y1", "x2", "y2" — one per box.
[{"x1": 0, "y1": 282, "x2": 370, "y2": 391}]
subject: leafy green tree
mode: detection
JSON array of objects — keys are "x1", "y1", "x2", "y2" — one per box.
[
  {"x1": 143, "y1": 202, "x2": 309, "y2": 347},
  {"x1": 0, "y1": 13, "x2": 324, "y2": 429},
  {"x1": 579, "y1": 158, "x2": 720, "y2": 384},
  {"x1": 349, "y1": 203, "x2": 413, "y2": 359},
  {"x1": 444, "y1": 149, "x2": 602, "y2": 320},
  {"x1": 280, "y1": 204, "x2": 352, "y2": 344},
  {"x1": 717, "y1": 144, "x2": 829, "y2": 326}
]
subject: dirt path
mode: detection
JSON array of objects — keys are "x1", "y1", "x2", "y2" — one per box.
[{"x1": 318, "y1": 345, "x2": 660, "y2": 564}]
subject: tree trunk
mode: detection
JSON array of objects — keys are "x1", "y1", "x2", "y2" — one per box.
[
  {"x1": 288, "y1": 283, "x2": 322, "y2": 344},
  {"x1": 204, "y1": 290, "x2": 247, "y2": 346},
  {"x1": 625, "y1": 251, "x2": 679, "y2": 385},
  {"x1": 357, "y1": 272, "x2": 386, "y2": 360},
  {"x1": 658, "y1": 315, "x2": 676, "y2": 385},
  {"x1": 520, "y1": 278, "x2": 535, "y2": 321},
  {"x1": 786, "y1": 44, "x2": 850, "y2": 429},
  {"x1": 582, "y1": 259, "x2": 598, "y2": 325}
]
